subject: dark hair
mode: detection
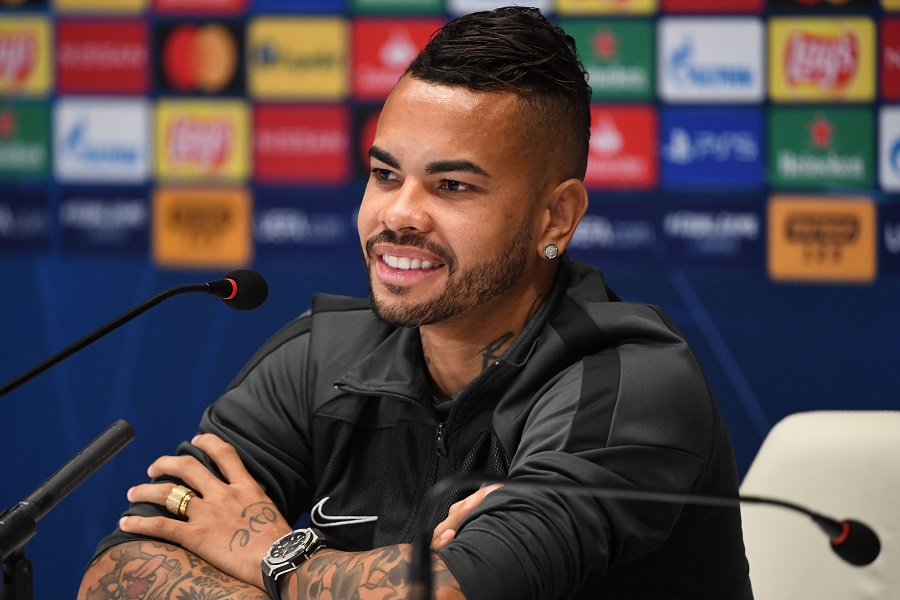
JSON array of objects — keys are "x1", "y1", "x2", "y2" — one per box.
[{"x1": 405, "y1": 6, "x2": 592, "y2": 180}]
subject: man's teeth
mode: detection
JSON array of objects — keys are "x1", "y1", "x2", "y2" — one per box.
[{"x1": 383, "y1": 254, "x2": 436, "y2": 270}]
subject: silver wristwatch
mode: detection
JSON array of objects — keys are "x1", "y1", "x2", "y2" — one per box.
[{"x1": 260, "y1": 528, "x2": 327, "y2": 600}]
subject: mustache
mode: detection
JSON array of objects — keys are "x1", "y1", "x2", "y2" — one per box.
[{"x1": 365, "y1": 230, "x2": 455, "y2": 269}]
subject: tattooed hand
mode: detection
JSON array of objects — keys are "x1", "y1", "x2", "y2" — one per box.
[{"x1": 118, "y1": 433, "x2": 292, "y2": 590}]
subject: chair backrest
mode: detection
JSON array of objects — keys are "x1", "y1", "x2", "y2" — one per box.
[{"x1": 740, "y1": 410, "x2": 900, "y2": 600}]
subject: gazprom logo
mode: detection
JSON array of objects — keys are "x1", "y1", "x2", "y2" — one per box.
[
  {"x1": 667, "y1": 39, "x2": 753, "y2": 89},
  {"x1": 659, "y1": 18, "x2": 764, "y2": 102},
  {"x1": 63, "y1": 120, "x2": 139, "y2": 165},
  {"x1": 54, "y1": 98, "x2": 150, "y2": 183}
]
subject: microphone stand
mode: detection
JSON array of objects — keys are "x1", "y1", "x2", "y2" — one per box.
[
  {"x1": 0, "y1": 283, "x2": 213, "y2": 400},
  {"x1": 411, "y1": 475, "x2": 881, "y2": 600},
  {"x1": 0, "y1": 420, "x2": 135, "y2": 600}
]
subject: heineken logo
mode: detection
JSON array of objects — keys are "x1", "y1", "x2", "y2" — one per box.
[{"x1": 784, "y1": 31, "x2": 858, "y2": 90}]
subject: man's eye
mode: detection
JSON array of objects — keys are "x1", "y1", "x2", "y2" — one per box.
[
  {"x1": 371, "y1": 168, "x2": 394, "y2": 181},
  {"x1": 444, "y1": 180, "x2": 466, "y2": 192}
]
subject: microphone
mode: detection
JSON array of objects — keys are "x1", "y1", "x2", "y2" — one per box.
[
  {"x1": 411, "y1": 476, "x2": 881, "y2": 600},
  {"x1": 0, "y1": 270, "x2": 268, "y2": 399},
  {"x1": 0, "y1": 419, "x2": 135, "y2": 561}
]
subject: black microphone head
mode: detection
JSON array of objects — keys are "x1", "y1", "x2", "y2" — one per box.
[
  {"x1": 222, "y1": 269, "x2": 268, "y2": 310},
  {"x1": 830, "y1": 519, "x2": 881, "y2": 566}
]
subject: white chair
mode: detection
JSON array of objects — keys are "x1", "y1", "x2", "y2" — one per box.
[{"x1": 740, "y1": 410, "x2": 900, "y2": 599}]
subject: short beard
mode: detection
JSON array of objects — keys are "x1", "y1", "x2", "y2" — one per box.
[{"x1": 364, "y1": 211, "x2": 534, "y2": 328}]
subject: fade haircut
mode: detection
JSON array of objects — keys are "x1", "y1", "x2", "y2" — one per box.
[{"x1": 405, "y1": 6, "x2": 592, "y2": 181}]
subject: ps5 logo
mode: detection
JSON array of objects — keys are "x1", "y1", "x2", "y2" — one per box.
[{"x1": 663, "y1": 127, "x2": 758, "y2": 166}]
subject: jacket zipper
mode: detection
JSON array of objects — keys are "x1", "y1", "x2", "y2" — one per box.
[{"x1": 435, "y1": 422, "x2": 448, "y2": 457}]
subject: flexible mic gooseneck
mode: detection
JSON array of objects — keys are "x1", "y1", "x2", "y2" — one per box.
[
  {"x1": 0, "y1": 270, "x2": 268, "y2": 399},
  {"x1": 410, "y1": 476, "x2": 881, "y2": 600}
]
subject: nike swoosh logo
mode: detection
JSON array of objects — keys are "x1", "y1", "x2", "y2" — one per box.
[{"x1": 310, "y1": 496, "x2": 378, "y2": 529}]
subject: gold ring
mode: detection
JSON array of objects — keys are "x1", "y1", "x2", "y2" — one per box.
[{"x1": 165, "y1": 485, "x2": 196, "y2": 517}]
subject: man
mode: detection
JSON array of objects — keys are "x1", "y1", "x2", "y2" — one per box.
[{"x1": 79, "y1": 7, "x2": 752, "y2": 600}]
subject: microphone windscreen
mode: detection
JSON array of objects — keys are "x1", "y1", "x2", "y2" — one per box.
[
  {"x1": 223, "y1": 270, "x2": 268, "y2": 310},
  {"x1": 831, "y1": 519, "x2": 881, "y2": 566}
]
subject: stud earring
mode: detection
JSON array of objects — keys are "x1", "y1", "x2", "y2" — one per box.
[{"x1": 543, "y1": 243, "x2": 559, "y2": 260}]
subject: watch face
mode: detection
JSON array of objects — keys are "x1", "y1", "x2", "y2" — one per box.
[{"x1": 268, "y1": 530, "x2": 311, "y2": 564}]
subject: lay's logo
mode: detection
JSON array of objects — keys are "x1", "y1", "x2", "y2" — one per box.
[
  {"x1": 167, "y1": 117, "x2": 234, "y2": 171},
  {"x1": 0, "y1": 18, "x2": 50, "y2": 95},
  {"x1": 0, "y1": 32, "x2": 35, "y2": 85},
  {"x1": 769, "y1": 18, "x2": 874, "y2": 102},
  {"x1": 784, "y1": 31, "x2": 858, "y2": 90},
  {"x1": 155, "y1": 99, "x2": 248, "y2": 181}
]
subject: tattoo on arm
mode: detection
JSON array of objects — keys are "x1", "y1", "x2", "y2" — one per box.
[
  {"x1": 480, "y1": 332, "x2": 514, "y2": 371},
  {"x1": 81, "y1": 541, "x2": 267, "y2": 600},
  {"x1": 293, "y1": 545, "x2": 463, "y2": 600}
]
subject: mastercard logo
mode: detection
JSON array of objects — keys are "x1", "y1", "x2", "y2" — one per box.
[{"x1": 161, "y1": 23, "x2": 240, "y2": 93}]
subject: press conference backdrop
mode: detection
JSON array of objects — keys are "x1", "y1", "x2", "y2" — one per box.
[{"x1": 0, "y1": 0, "x2": 898, "y2": 597}]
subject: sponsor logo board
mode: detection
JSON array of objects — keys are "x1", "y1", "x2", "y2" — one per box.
[
  {"x1": 770, "y1": 0, "x2": 875, "y2": 8},
  {"x1": 569, "y1": 194, "x2": 657, "y2": 264},
  {"x1": 882, "y1": 19, "x2": 900, "y2": 100},
  {"x1": 658, "y1": 17, "x2": 765, "y2": 103},
  {"x1": 879, "y1": 107, "x2": 900, "y2": 191},
  {"x1": 350, "y1": 0, "x2": 443, "y2": 13},
  {"x1": 768, "y1": 107, "x2": 873, "y2": 190},
  {"x1": 881, "y1": 203, "x2": 900, "y2": 274},
  {"x1": 156, "y1": 21, "x2": 244, "y2": 95},
  {"x1": 55, "y1": 0, "x2": 147, "y2": 12},
  {"x1": 152, "y1": 187, "x2": 251, "y2": 269},
  {"x1": 560, "y1": 19, "x2": 654, "y2": 100},
  {"x1": 769, "y1": 17, "x2": 875, "y2": 102},
  {"x1": 254, "y1": 104, "x2": 349, "y2": 184},
  {"x1": 59, "y1": 187, "x2": 148, "y2": 254},
  {"x1": 153, "y1": 0, "x2": 247, "y2": 14},
  {"x1": 56, "y1": 19, "x2": 149, "y2": 94},
  {"x1": 247, "y1": 17, "x2": 348, "y2": 100},
  {"x1": 0, "y1": 101, "x2": 49, "y2": 179},
  {"x1": 0, "y1": 187, "x2": 48, "y2": 251},
  {"x1": 662, "y1": 195, "x2": 764, "y2": 266},
  {"x1": 661, "y1": 0, "x2": 763, "y2": 12},
  {"x1": 768, "y1": 195, "x2": 876, "y2": 283},
  {"x1": 352, "y1": 19, "x2": 443, "y2": 100},
  {"x1": 661, "y1": 107, "x2": 764, "y2": 189},
  {"x1": 448, "y1": 0, "x2": 552, "y2": 14},
  {"x1": 255, "y1": 187, "x2": 358, "y2": 256},
  {"x1": 584, "y1": 105, "x2": 657, "y2": 189},
  {"x1": 353, "y1": 104, "x2": 381, "y2": 179},
  {"x1": 0, "y1": 16, "x2": 51, "y2": 96},
  {"x1": 54, "y1": 98, "x2": 151, "y2": 183},
  {"x1": 555, "y1": 0, "x2": 657, "y2": 14},
  {"x1": 156, "y1": 99, "x2": 248, "y2": 181}
]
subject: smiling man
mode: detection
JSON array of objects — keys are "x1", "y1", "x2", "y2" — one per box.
[{"x1": 79, "y1": 7, "x2": 752, "y2": 600}]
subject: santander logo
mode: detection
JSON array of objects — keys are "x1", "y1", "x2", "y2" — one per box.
[
  {"x1": 0, "y1": 32, "x2": 36, "y2": 86},
  {"x1": 784, "y1": 31, "x2": 858, "y2": 90},
  {"x1": 167, "y1": 117, "x2": 234, "y2": 170}
]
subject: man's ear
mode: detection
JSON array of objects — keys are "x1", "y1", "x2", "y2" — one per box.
[{"x1": 539, "y1": 178, "x2": 589, "y2": 254}]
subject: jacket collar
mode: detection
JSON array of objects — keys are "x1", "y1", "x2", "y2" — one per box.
[{"x1": 333, "y1": 258, "x2": 576, "y2": 404}]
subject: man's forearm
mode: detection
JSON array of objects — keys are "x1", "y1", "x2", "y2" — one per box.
[
  {"x1": 284, "y1": 543, "x2": 465, "y2": 600},
  {"x1": 78, "y1": 540, "x2": 267, "y2": 600}
]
